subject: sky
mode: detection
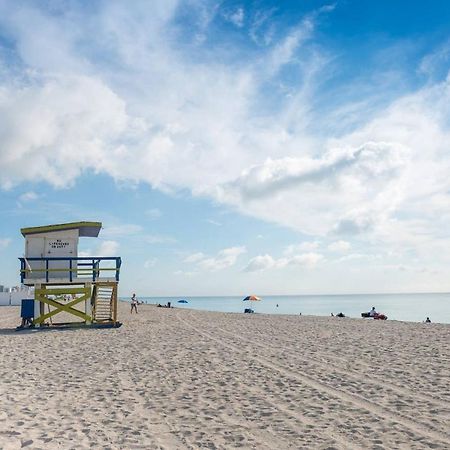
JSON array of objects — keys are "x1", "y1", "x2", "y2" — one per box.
[{"x1": 1, "y1": 0, "x2": 450, "y2": 296}]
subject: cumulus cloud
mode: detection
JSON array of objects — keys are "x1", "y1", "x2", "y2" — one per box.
[
  {"x1": 1, "y1": 1, "x2": 450, "y2": 266},
  {"x1": 224, "y1": 142, "x2": 409, "y2": 200},
  {"x1": 187, "y1": 246, "x2": 246, "y2": 271},
  {"x1": 0, "y1": 74, "x2": 129, "y2": 189},
  {"x1": 198, "y1": 246, "x2": 247, "y2": 271},
  {"x1": 214, "y1": 141, "x2": 411, "y2": 236},
  {"x1": 244, "y1": 254, "x2": 277, "y2": 272},
  {"x1": 288, "y1": 252, "x2": 324, "y2": 268},
  {"x1": 97, "y1": 240, "x2": 119, "y2": 256},
  {"x1": 183, "y1": 252, "x2": 206, "y2": 263},
  {"x1": 284, "y1": 241, "x2": 320, "y2": 254},
  {"x1": 327, "y1": 240, "x2": 351, "y2": 252},
  {"x1": 244, "y1": 251, "x2": 323, "y2": 272}
]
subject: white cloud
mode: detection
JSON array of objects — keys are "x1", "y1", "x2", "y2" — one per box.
[
  {"x1": 183, "y1": 252, "x2": 206, "y2": 263},
  {"x1": 1, "y1": 2, "x2": 450, "y2": 274},
  {"x1": 97, "y1": 240, "x2": 119, "y2": 256},
  {"x1": 284, "y1": 241, "x2": 320, "y2": 254},
  {"x1": 18, "y1": 191, "x2": 38, "y2": 202},
  {"x1": 245, "y1": 251, "x2": 323, "y2": 272},
  {"x1": 327, "y1": 240, "x2": 351, "y2": 252},
  {"x1": 267, "y1": 18, "x2": 314, "y2": 76},
  {"x1": 197, "y1": 246, "x2": 246, "y2": 271},
  {"x1": 244, "y1": 254, "x2": 277, "y2": 272},
  {"x1": 0, "y1": 74, "x2": 129, "y2": 189},
  {"x1": 223, "y1": 7, "x2": 244, "y2": 28},
  {"x1": 213, "y1": 140, "x2": 411, "y2": 237},
  {"x1": 288, "y1": 252, "x2": 324, "y2": 268}
]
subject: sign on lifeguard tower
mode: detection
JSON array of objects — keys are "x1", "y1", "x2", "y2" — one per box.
[{"x1": 19, "y1": 222, "x2": 122, "y2": 329}]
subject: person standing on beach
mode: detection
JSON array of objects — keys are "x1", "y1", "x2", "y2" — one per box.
[{"x1": 131, "y1": 293, "x2": 138, "y2": 314}]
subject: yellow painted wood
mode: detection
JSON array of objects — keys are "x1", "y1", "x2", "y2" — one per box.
[
  {"x1": 32, "y1": 281, "x2": 119, "y2": 327},
  {"x1": 33, "y1": 287, "x2": 91, "y2": 324},
  {"x1": 35, "y1": 287, "x2": 88, "y2": 295},
  {"x1": 21, "y1": 221, "x2": 101, "y2": 236},
  {"x1": 92, "y1": 281, "x2": 118, "y2": 323}
]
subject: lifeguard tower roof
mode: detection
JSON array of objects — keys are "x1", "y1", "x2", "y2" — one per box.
[{"x1": 21, "y1": 221, "x2": 102, "y2": 237}]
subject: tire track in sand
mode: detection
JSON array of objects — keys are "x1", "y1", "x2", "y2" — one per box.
[
  {"x1": 235, "y1": 320, "x2": 450, "y2": 407},
  {"x1": 211, "y1": 319, "x2": 450, "y2": 421},
  {"x1": 180, "y1": 311, "x2": 450, "y2": 448},
  {"x1": 178, "y1": 314, "x2": 367, "y2": 450}
]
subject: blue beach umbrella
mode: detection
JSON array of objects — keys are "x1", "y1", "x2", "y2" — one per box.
[{"x1": 178, "y1": 299, "x2": 188, "y2": 303}]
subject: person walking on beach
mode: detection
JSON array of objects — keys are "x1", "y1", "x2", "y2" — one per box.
[{"x1": 131, "y1": 293, "x2": 138, "y2": 314}]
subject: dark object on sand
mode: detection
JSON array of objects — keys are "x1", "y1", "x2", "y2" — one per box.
[
  {"x1": 336, "y1": 312, "x2": 345, "y2": 318},
  {"x1": 244, "y1": 308, "x2": 254, "y2": 313},
  {"x1": 361, "y1": 312, "x2": 388, "y2": 320}
]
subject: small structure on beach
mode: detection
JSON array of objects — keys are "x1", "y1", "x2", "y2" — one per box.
[{"x1": 19, "y1": 221, "x2": 122, "y2": 328}]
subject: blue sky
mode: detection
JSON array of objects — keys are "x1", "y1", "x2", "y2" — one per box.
[{"x1": 1, "y1": 0, "x2": 450, "y2": 296}]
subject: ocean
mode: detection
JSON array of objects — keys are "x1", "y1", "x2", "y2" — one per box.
[
  {"x1": 3, "y1": 292, "x2": 449, "y2": 324},
  {"x1": 130, "y1": 293, "x2": 450, "y2": 324}
]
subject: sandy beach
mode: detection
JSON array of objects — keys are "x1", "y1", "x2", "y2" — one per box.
[{"x1": 1, "y1": 302, "x2": 450, "y2": 449}]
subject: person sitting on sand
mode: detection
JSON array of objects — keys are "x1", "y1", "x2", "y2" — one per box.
[
  {"x1": 131, "y1": 293, "x2": 138, "y2": 314},
  {"x1": 425, "y1": 317, "x2": 431, "y2": 323},
  {"x1": 369, "y1": 306, "x2": 377, "y2": 317}
]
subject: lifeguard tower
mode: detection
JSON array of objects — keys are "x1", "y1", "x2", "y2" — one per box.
[{"x1": 19, "y1": 222, "x2": 122, "y2": 328}]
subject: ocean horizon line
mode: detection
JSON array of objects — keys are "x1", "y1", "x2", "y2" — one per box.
[{"x1": 121, "y1": 291, "x2": 450, "y2": 299}]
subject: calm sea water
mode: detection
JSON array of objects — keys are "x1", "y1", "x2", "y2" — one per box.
[{"x1": 126, "y1": 293, "x2": 450, "y2": 324}]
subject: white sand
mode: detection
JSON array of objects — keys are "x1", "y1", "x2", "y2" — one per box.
[{"x1": 1, "y1": 302, "x2": 450, "y2": 449}]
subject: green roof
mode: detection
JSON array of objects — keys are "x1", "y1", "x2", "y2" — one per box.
[{"x1": 21, "y1": 221, "x2": 102, "y2": 237}]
